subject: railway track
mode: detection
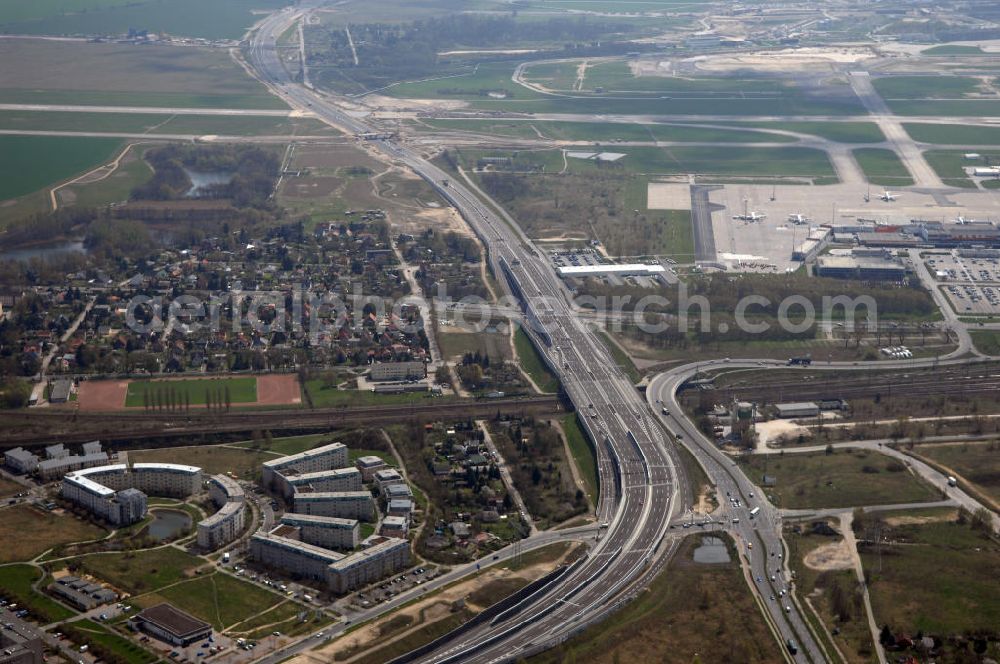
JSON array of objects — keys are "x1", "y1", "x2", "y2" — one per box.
[
  {"x1": 698, "y1": 367, "x2": 1000, "y2": 405},
  {"x1": 0, "y1": 395, "x2": 564, "y2": 448}
]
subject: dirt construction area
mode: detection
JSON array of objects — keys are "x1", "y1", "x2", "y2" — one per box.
[
  {"x1": 291, "y1": 544, "x2": 583, "y2": 664},
  {"x1": 803, "y1": 539, "x2": 855, "y2": 572},
  {"x1": 75, "y1": 374, "x2": 301, "y2": 411}
]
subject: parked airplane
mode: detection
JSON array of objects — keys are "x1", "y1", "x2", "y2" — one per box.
[
  {"x1": 787, "y1": 213, "x2": 809, "y2": 225},
  {"x1": 733, "y1": 212, "x2": 766, "y2": 222},
  {"x1": 879, "y1": 191, "x2": 898, "y2": 202}
]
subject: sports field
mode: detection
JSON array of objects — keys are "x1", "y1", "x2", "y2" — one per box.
[
  {"x1": 125, "y1": 376, "x2": 256, "y2": 407},
  {"x1": 78, "y1": 374, "x2": 302, "y2": 410}
]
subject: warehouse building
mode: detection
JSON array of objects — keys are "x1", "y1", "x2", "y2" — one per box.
[
  {"x1": 294, "y1": 491, "x2": 375, "y2": 521},
  {"x1": 278, "y1": 514, "x2": 359, "y2": 550},
  {"x1": 131, "y1": 604, "x2": 212, "y2": 647},
  {"x1": 556, "y1": 264, "x2": 666, "y2": 278},
  {"x1": 48, "y1": 379, "x2": 72, "y2": 404},
  {"x1": 814, "y1": 255, "x2": 906, "y2": 281},
  {"x1": 774, "y1": 402, "x2": 820, "y2": 418}
]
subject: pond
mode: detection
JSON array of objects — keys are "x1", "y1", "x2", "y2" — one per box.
[
  {"x1": 0, "y1": 239, "x2": 87, "y2": 262},
  {"x1": 184, "y1": 168, "x2": 233, "y2": 198},
  {"x1": 147, "y1": 509, "x2": 192, "y2": 542}
]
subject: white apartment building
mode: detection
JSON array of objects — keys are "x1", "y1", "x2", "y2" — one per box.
[
  {"x1": 249, "y1": 532, "x2": 344, "y2": 582},
  {"x1": 197, "y1": 474, "x2": 246, "y2": 551},
  {"x1": 279, "y1": 467, "x2": 363, "y2": 499},
  {"x1": 294, "y1": 491, "x2": 375, "y2": 521},
  {"x1": 327, "y1": 537, "x2": 410, "y2": 594},
  {"x1": 279, "y1": 514, "x2": 359, "y2": 550},
  {"x1": 62, "y1": 462, "x2": 201, "y2": 526},
  {"x1": 355, "y1": 455, "x2": 386, "y2": 482},
  {"x1": 131, "y1": 463, "x2": 202, "y2": 498},
  {"x1": 261, "y1": 442, "x2": 348, "y2": 488}
]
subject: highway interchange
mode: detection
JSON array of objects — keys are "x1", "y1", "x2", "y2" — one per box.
[{"x1": 242, "y1": 6, "x2": 998, "y2": 664}]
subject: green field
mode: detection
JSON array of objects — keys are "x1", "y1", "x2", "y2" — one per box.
[
  {"x1": 736, "y1": 121, "x2": 886, "y2": 143},
  {"x1": 873, "y1": 75, "x2": 980, "y2": 99},
  {"x1": 921, "y1": 44, "x2": 985, "y2": 55},
  {"x1": 0, "y1": 40, "x2": 287, "y2": 109},
  {"x1": 465, "y1": 145, "x2": 835, "y2": 179},
  {"x1": 924, "y1": 149, "x2": 1000, "y2": 188},
  {"x1": 970, "y1": 329, "x2": 1000, "y2": 356},
  {"x1": 887, "y1": 99, "x2": 1000, "y2": 117},
  {"x1": 79, "y1": 546, "x2": 203, "y2": 593},
  {"x1": 421, "y1": 118, "x2": 794, "y2": 143},
  {"x1": 737, "y1": 449, "x2": 940, "y2": 509},
  {"x1": 562, "y1": 414, "x2": 598, "y2": 502},
  {"x1": 0, "y1": 111, "x2": 336, "y2": 137},
  {"x1": 69, "y1": 619, "x2": 157, "y2": 664},
  {"x1": 853, "y1": 148, "x2": 914, "y2": 186},
  {"x1": 133, "y1": 572, "x2": 285, "y2": 630},
  {"x1": 525, "y1": 60, "x2": 783, "y2": 95},
  {"x1": 125, "y1": 376, "x2": 258, "y2": 407},
  {"x1": 514, "y1": 327, "x2": 559, "y2": 393},
  {"x1": 904, "y1": 122, "x2": 1000, "y2": 145},
  {"x1": 0, "y1": 135, "x2": 122, "y2": 202},
  {"x1": 58, "y1": 145, "x2": 155, "y2": 209},
  {"x1": 529, "y1": 534, "x2": 780, "y2": 663},
  {"x1": 0, "y1": 0, "x2": 291, "y2": 40},
  {"x1": 132, "y1": 444, "x2": 277, "y2": 479},
  {"x1": 388, "y1": 61, "x2": 863, "y2": 116},
  {"x1": 0, "y1": 564, "x2": 75, "y2": 622},
  {"x1": 914, "y1": 441, "x2": 1000, "y2": 504},
  {"x1": 861, "y1": 517, "x2": 1000, "y2": 641}
]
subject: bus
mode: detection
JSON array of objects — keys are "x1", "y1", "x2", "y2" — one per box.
[{"x1": 749, "y1": 506, "x2": 761, "y2": 518}]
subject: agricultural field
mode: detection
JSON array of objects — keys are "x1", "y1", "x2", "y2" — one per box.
[
  {"x1": 858, "y1": 513, "x2": 1000, "y2": 658},
  {"x1": 0, "y1": 0, "x2": 291, "y2": 40},
  {"x1": 0, "y1": 135, "x2": 123, "y2": 202},
  {"x1": 133, "y1": 572, "x2": 286, "y2": 631},
  {"x1": 124, "y1": 376, "x2": 257, "y2": 407},
  {"x1": 904, "y1": 123, "x2": 1000, "y2": 145},
  {"x1": 911, "y1": 441, "x2": 1000, "y2": 504},
  {"x1": 529, "y1": 534, "x2": 781, "y2": 664},
  {"x1": 852, "y1": 148, "x2": 914, "y2": 187},
  {"x1": 76, "y1": 546, "x2": 204, "y2": 594},
  {"x1": 0, "y1": 39, "x2": 287, "y2": 109},
  {"x1": 131, "y1": 444, "x2": 278, "y2": 480},
  {"x1": 924, "y1": 149, "x2": 1000, "y2": 188},
  {"x1": 0, "y1": 504, "x2": 107, "y2": 563},
  {"x1": 736, "y1": 449, "x2": 940, "y2": 509}
]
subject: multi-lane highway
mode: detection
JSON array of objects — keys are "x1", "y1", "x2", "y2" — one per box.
[{"x1": 244, "y1": 5, "x2": 687, "y2": 663}]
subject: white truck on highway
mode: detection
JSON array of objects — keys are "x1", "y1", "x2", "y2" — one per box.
[
  {"x1": 749, "y1": 506, "x2": 761, "y2": 518},
  {"x1": 947, "y1": 476, "x2": 958, "y2": 487}
]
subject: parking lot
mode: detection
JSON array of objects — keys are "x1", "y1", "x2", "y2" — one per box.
[
  {"x1": 346, "y1": 566, "x2": 440, "y2": 611},
  {"x1": 925, "y1": 251, "x2": 1000, "y2": 315}
]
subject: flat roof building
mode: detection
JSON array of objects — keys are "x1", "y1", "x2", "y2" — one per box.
[
  {"x1": 262, "y1": 442, "x2": 348, "y2": 489},
  {"x1": 294, "y1": 491, "x2": 375, "y2": 521},
  {"x1": 355, "y1": 455, "x2": 387, "y2": 482},
  {"x1": 249, "y1": 532, "x2": 344, "y2": 582},
  {"x1": 556, "y1": 264, "x2": 666, "y2": 278},
  {"x1": 278, "y1": 467, "x2": 363, "y2": 499},
  {"x1": 279, "y1": 514, "x2": 359, "y2": 550},
  {"x1": 132, "y1": 604, "x2": 212, "y2": 647},
  {"x1": 814, "y1": 255, "x2": 906, "y2": 282},
  {"x1": 39, "y1": 452, "x2": 109, "y2": 481},
  {"x1": 327, "y1": 537, "x2": 410, "y2": 595},
  {"x1": 4, "y1": 447, "x2": 39, "y2": 475},
  {"x1": 0, "y1": 609, "x2": 44, "y2": 664},
  {"x1": 370, "y1": 362, "x2": 426, "y2": 382},
  {"x1": 49, "y1": 379, "x2": 72, "y2": 404},
  {"x1": 774, "y1": 402, "x2": 820, "y2": 418}
]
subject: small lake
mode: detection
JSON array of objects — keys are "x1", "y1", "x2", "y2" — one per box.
[
  {"x1": 0, "y1": 239, "x2": 87, "y2": 262},
  {"x1": 147, "y1": 509, "x2": 192, "y2": 542},
  {"x1": 184, "y1": 169, "x2": 233, "y2": 198}
]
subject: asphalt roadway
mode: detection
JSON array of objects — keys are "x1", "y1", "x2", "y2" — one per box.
[{"x1": 245, "y1": 5, "x2": 686, "y2": 663}]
